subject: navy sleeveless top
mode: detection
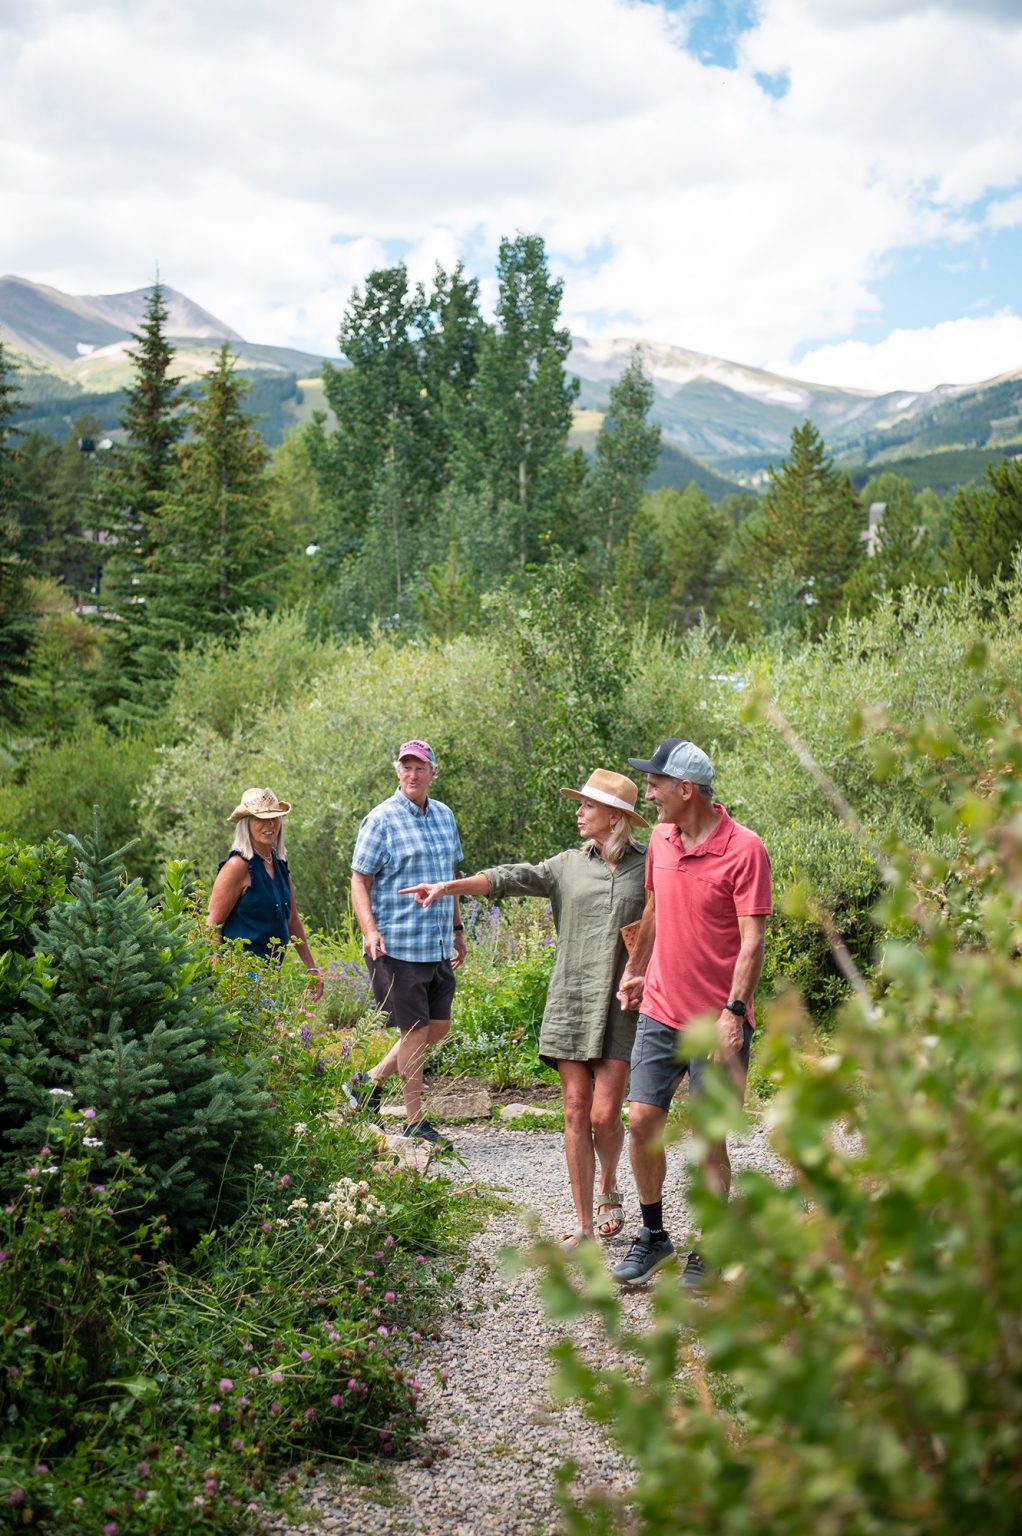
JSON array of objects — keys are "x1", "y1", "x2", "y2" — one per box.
[{"x1": 218, "y1": 849, "x2": 292, "y2": 959}]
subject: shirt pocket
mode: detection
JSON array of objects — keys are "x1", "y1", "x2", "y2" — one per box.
[{"x1": 690, "y1": 870, "x2": 735, "y2": 925}]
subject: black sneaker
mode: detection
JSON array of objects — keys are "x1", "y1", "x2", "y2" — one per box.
[
  {"x1": 611, "y1": 1227, "x2": 676, "y2": 1286},
  {"x1": 681, "y1": 1251, "x2": 713, "y2": 1290},
  {"x1": 402, "y1": 1118, "x2": 452, "y2": 1150},
  {"x1": 346, "y1": 1072, "x2": 382, "y2": 1112}
]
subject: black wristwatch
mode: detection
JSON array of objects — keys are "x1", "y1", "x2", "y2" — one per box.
[{"x1": 724, "y1": 999, "x2": 747, "y2": 1018}]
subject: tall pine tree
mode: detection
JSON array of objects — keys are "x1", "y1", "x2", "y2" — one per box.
[
  {"x1": 732, "y1": 420, "x2": 863, "y2": 634},
  {"x1": 947, "y1": 456, "x2": 1022, "y2": 584},
  {"x1": 147, "y1": 344, "x2": 274, "y2": 651},
  {"x1": 584, "y1": 349, "x2": 661, "y2": 576},
  {"x1": 0, "y1": 344, "x2": 36, "y2": 722},
  {"x1": 91, "y1": 281, "x2": 185, "y2": 724}
]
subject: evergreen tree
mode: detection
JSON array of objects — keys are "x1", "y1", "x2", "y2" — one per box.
[
  {"x1": 845, "y1": 472, "x2": 931, "y2": 610},
  {"x1": 0, "y1": 346, "x2": 37, "y2": 721},
  {"x1": 947, "y1": 456, "x2": 1022, "y2": 584},
  {"x1": 14, "y1": 421, "x2": 106, "y2": 598},
  {"x1": 2, "y1": 816, "x2": 268, "y2": 1237},
  {"x1": 92, "y1": 282, "x2": 185, "y2": 723},
  {"x1": 0, "y1": 342, "x2": 20, "y2": 523},
  {"x1": 149, "y1": 345, "x2": 274, "y2": 644},
  {"x1": 731, "y1": 420, "x2": 863, "y2": 635},
  {"x1": 474, "y1": 234, "x2": 580, "y2": 567},
  {"x1": 584, "y1": 350, "x2": 661, "y2": 575}
]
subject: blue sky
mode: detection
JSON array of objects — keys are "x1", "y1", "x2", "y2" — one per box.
[{"x1": 2, "y1": 0, "x2": 1022, "y2": 390}]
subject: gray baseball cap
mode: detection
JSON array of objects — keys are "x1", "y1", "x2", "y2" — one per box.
[{"x1": 627, "y1": 738, "x2": 715, "y2": 785}]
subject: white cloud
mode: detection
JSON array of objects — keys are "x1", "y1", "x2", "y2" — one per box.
[
  {"x1": 782, "y1": 311, "x2": 1022, "y2": 392},
  {"x1": 1, "y1": 0, "x2": 1021, "y2": 385}
]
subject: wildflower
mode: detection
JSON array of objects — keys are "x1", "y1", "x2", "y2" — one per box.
[
  {"x1": 47, "y1": 1087, "x2": 73, "y2": 1097},
  {"x1": 305, "y1": 1407, "x2": 316, "y2": 1422},
  {"x1": 243, "y1": 1342, "x2": 254, "y2": 1352},
  {"x1": 134, "y1": 1489, "x2": 146, "y2": 1501},
  {"x1": 232, "y1": 1438, "x2": 245, "y2": 1451},
  {"x1": 137, "y1": 1462, "x2": 150, "y2": 1478},
  {"x1": 270, "y1": 1371, "x2": 283, "y2": 1384},
  {"x1": 39, "y1": 1146, "x2": 51, "y2": 1157},
  {"x1": 83, "y1": 1108, "x2": 97, "y2": 1120},
  {"x1": 277, "y1": 1174, "x2": 291, "y2": 1188},
  {"x1": 299, "y1": 1349, "x2": 311, "y2": 1361},
  {"x1": 208, "y1": 1403, "x2": 221, "y2": 1415},
  {"x1": 348, "y1": 1379, "x2": 358, "y2": 1390},
  {"x1": 439, "y1": 1368, "x2": 449, "y2": 1385},
  {"x1": 377, "y1": 1326, "x2": 389, "y2": 1338},
  {"x1": 415, "y1": 1254, "x2": 427, "y2": 1263},
  {"x1": 34, "y1": 1464, "x2": 49, "y2": 1474},
  {"x1": 384, "y1": 1291, "x2": 396, "y2": 1302},
  {"x1": 219, "y1": 1377, "x2": 234, "y2": 1394},
  {"x1": 83, "y1": 1136, "x2": 104, "y2": 1149},
  {"x1": 253, "y1": 1163, "x2": 264, "y2": 1172},
  {"x1": 205, "y1": 1478, "x2": 217, "y2": 1493},
  {"x1": 103, "y1": 1525, "x2": 118, "y2": 1535},
  {"x1": 292, "y1": 1121, "x2": 308, "y2": 1135},
  {"x1": 331, "y1": 1393, "x2": 343, "y2": 1407},
  {"x1": 383, "y1": 1234, "x2": 395, "y2": 1248},
  {"x1": 249, "y1": 1366, "x2": 259, "y2": 1377},
  {"x1": 269, "y1": 1401, "x2": 282, "y2": 1416}
]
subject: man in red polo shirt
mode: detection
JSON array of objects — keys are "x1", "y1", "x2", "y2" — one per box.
[{"x1": 614, "y1": 738, "x2": 772, "y2": 1287}]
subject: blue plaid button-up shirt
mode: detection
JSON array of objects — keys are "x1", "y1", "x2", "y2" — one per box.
[{"x1": 351, "y1": 790, "x2": 464, "y2": 962}]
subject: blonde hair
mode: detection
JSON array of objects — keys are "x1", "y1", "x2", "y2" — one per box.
[
  {"x1": 230, "y1": 801, "x2": 288, "y2": 862},
  {"x1": 583, "y1": 814, "x2": 637, "y2": 866}
]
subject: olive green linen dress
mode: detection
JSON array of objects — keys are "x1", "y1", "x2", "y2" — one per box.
[{"x1": 481, "y1": 842, "x2": 646, "y2": 1067}]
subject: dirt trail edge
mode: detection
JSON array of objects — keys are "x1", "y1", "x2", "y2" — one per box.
[{"x1": 267, "y1": 1121, "x2": 787, "y2": 1536}]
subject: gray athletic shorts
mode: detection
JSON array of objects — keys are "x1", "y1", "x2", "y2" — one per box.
[{"x1": 629, "y1": 1012, "x2": 752, "y2": 1111}]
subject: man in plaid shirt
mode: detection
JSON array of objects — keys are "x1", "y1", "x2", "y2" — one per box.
[{"x1": 349, "y1": 740, "x2": 467, "y2": 1146}]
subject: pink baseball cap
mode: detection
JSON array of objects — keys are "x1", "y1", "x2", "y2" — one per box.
[{"x1": 397, "y1": 739, "x2": 436, "y2": 765}]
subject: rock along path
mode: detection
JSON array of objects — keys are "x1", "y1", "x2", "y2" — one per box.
[{"x1": 269, "y1": 1121, "x2": 789, "y2": 1536}]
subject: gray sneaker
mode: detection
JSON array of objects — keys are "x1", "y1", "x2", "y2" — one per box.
[
  {"x1": 402, "y1": 1119, "x2": 453, "y2": 1151},
  {"x1": 612, "y1": 1227, "x2": 676, "y2": 1286},
  {"x1": 681, "y1": 1251, "x2": 713, "y2": 1290}
]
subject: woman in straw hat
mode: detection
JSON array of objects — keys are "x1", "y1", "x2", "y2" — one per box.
[
  {"x1": 207, "y1": 787, "x2": 323, "y2": 1001},
  {"x1": 402, "y1": 769, "x2": 647, "y2": 1246}
]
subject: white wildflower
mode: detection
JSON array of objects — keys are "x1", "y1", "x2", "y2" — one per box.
[{"x1": 47, "y1": 1088, "x2": 74, "y2": 1099}]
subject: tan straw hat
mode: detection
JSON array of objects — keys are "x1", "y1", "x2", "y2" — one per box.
[
  {"x1": 560, "y1": 769, "x2": 648, "y2": 828},
  {"x1": 227, "y1": 787, "x2": 292, "y2": 823}
]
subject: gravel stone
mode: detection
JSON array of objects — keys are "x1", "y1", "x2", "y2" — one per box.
[{"x1": 266, "y1": 1117, "x2": 786, "y2": 1536}]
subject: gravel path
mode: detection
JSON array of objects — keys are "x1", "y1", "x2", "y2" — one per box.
[{"x1": 269, "y1": 1119, "x2": 788, "y2": 1536}]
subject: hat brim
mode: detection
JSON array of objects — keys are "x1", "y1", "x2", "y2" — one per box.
[
  {"x1": 228, "y1": 802, "x2": 292, "y2": 823},
  {"x1": 559, "y1": 786, "x2": 648, "y2": 828}
]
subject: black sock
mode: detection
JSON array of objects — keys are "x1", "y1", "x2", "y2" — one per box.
[{"x1": 640, "y1": 1201, "x2": 666, "y2": 1239}]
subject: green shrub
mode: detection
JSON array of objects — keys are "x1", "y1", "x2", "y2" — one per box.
[
  {"x1": 540, "y1": 688, "x2": 1022, "y2": 1536},
  {"x1": 1, "y1": 819, "x2": 268, "y2": 1239},
  {"x1": 0, "y1": 724, "x2": 158, "y2": 887},
  {"x1": 0, "y1": 1113, "x2": 164, "y2": 1441}
]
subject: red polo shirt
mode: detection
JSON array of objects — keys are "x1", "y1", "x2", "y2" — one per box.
[{"x1": 641, "y1": 805, "x2": 772, "y2": 1032}]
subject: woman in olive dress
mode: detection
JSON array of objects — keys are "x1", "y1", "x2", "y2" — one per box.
[{"x1": 402, "y1": 769, "x2": 647, "y2": 1245}]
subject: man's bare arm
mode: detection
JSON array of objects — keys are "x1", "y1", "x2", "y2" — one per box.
[{"x1": 351, "y1": 871, "x2": 386, "y2": 958}]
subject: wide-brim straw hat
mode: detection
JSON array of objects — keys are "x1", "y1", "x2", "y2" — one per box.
[
  {"x1": 228, "y1": 787, "x2": 292, "y2": 823},
  {"x1": 560, "y1": 769, "x2": 648, "y2": 828}
]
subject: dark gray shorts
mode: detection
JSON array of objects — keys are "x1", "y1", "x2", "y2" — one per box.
[
  {"x1": 365, "y1": 954, "x2": 456, "y2": 1031},
  {"x1": 629, "y1": 1012, "x2": 752, "y2": 1111}
]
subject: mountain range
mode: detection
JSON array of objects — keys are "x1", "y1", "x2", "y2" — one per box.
[{"x1": 3, "y1": 275, "x2": 1020, "y2": 493}]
